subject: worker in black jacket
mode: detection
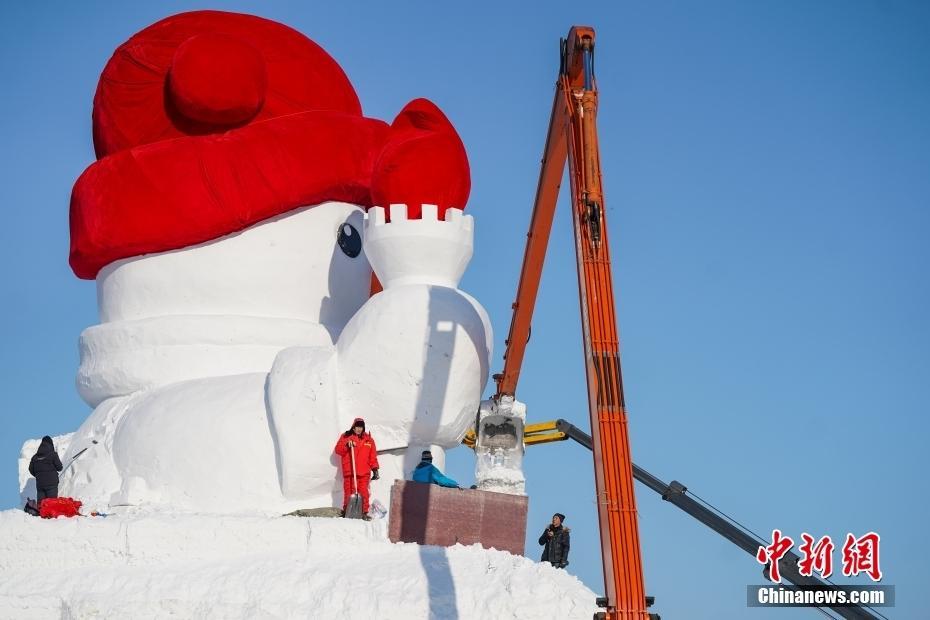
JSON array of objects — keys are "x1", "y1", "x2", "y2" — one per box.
[
  {"x1": 28, "y1": 436, "x2": 63, "y2": 502},
  {"x1": 539, "y1": 512, "x2": 570, "y2": 568}
]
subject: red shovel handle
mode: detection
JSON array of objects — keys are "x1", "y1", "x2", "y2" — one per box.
[{"x1": 349, "y1": 441, "x2": 358, "y2": 494}]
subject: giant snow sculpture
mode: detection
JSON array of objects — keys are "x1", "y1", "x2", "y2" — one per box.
[{"x1": 60, "y1": 10, "x2": 492, "y2": 512}]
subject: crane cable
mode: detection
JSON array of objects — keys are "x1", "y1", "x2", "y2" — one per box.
[{"x1": 686, "y1": 488, "x2": 769, "y2": 547}]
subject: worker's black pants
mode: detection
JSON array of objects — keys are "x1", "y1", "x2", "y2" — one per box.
[{"x1": 36, "y1": 486, "x2": 58, "y2": 502}]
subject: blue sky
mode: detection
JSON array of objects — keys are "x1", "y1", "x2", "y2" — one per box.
[{"x1": 2, "y1": 2, "x2": 928, "y2": 618}]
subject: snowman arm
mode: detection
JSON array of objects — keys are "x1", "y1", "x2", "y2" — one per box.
[
  {"x1": 266, "y1": 345, "x2": 342, "y2": 498},
  {"x1": 335, "y1": 284, "x2": 492, "y2": 449}
]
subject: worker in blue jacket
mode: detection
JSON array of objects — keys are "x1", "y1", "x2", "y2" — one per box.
[{"x1": 412, "y1": 450, "x2": 460, "y2": 488}]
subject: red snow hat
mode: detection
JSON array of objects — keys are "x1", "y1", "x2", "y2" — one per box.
[
  {"x1": 91, "y1": 10, "x2": 361, "y2": 157},
  {"x1": 69, "y1": 10, "x2": 470, "y2": 279}
]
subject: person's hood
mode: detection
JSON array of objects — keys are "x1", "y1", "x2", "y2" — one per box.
[
  {"x1": 36, "y1": 436, "x2": 54, "y2": 456},
  {"x1": 415, "y1": 461, "x2": 433, "y2": 470}
]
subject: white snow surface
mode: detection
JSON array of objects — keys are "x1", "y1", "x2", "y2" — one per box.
[
  {"x1": 475, "y1": 466, "x2": 528, "y2": 495},
  {"x1": 0, "y1": 508, "x2": 598, "y2": 619}
]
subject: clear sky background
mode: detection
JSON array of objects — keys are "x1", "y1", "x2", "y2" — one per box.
[{"x1": 2, "y1": 2, "x2": 928, "y2": 618}]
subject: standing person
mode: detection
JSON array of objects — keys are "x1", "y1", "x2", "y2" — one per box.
[
  {"x1": 538, "y1": 512, "x2": 570, "y2": 568},
  {"x1": 29, "y1": 436, "x2": 63, "y2": 503},
  {"x1": 412, "y1": 450, "x2": 460, "y2": 488},
  {"x1": 333, "y1": 418, "x2": 379, "y2": 520}
]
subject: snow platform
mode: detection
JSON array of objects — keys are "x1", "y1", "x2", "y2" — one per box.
[
  {"x1": 0, "y1": 507, "x2": 597, "y2": 619},
  {"x1": 388, "y1": 480, "x2": 528, "y2": 556}
]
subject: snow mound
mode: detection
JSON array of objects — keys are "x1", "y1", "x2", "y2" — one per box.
[{"x1": 0, "y1": 509, "x2": 597, "y2": 619}]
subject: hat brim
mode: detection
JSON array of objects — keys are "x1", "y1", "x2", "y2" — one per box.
[{"x1": 71, "y1": 111, "x2": 388, "y2": 279}]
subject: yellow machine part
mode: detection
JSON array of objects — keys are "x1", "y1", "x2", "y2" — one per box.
[{"x1": 462, "y1": 420, "x2": 567, "y2": 450}]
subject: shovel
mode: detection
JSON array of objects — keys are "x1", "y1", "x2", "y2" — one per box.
[
  {"x1": 61, "y1": 440, "x2": 98, "y2": 475},
  {"x1": 344, "y1": 441, "x2": 364, "y2": 519}
]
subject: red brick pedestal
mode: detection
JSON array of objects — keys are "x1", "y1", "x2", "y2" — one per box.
[{"x1": 387, "y1": 480, "x2": 528, "y2": 556}]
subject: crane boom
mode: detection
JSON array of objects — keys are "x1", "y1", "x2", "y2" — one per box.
[{"x1": 495, "y1": 27, "x2": 648, "y2": 619}]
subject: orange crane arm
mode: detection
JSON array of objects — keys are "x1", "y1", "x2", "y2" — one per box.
[
  {"x1": 493, "y1": 70, "x2": 569, "y2": 398},
  {"x1": 494, "y1": 27, "x2": 649, "y2": 620}
]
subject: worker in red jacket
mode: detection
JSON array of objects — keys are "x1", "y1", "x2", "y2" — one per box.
[{"x1": 333, "y1": 417, "x2": 380, "y2": 518}]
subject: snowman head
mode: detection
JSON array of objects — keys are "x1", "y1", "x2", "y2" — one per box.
[{"x1": 96, "y1": 203, "x2": 372, "y2": 335}]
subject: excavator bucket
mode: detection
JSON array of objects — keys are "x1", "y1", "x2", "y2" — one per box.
[
  {"x1": 478, "y1": 417, "x2": 519, "y2": 450},
  {"x1": 474, "y1": 397, "x2": 526, "y2": 494}
]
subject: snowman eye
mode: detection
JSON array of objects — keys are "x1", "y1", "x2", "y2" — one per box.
[{"x1": 337, "y1": 222, "x2": 362, "y2": 258}]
